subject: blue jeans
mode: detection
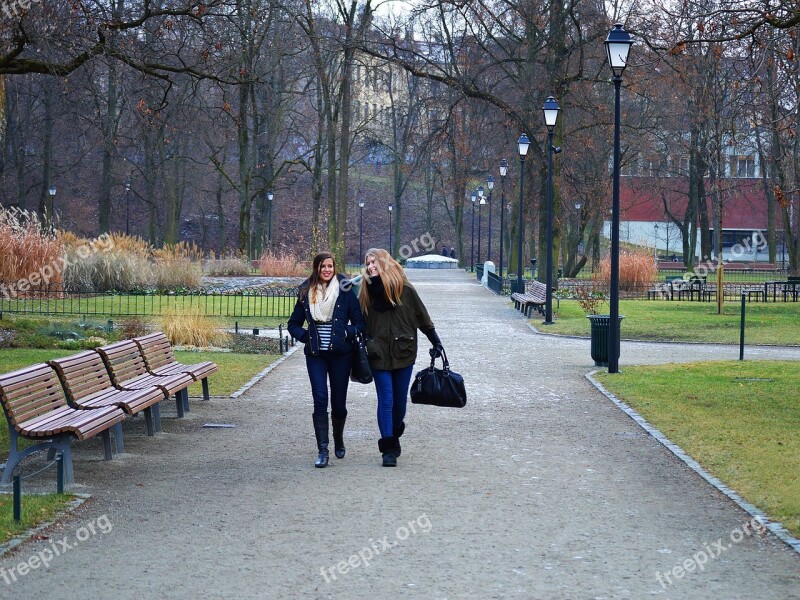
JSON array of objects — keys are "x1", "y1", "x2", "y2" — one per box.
[
  {"x1": 372, "y1": 365, "x2": 414, "y2": 438},
  {"x1": 305, "y1": 352, "x2": 351, "y2": 419}
]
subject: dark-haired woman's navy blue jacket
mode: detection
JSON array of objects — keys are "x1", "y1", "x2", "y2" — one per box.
[{"x1": 288, "y1": 274, "x2": 366, "y2": 356}]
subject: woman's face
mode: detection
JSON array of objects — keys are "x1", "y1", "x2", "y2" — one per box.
[
  {"x1": 365, "y1": 255, "x2": 380, "y2": 277},
  {"x1": 318, "y1": 258, "x2": 335, "y2": 283}
]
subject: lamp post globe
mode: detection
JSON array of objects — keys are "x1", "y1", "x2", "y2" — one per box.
[{"x1": 604, "y1": 23, "x2": 633, "y2": 373}]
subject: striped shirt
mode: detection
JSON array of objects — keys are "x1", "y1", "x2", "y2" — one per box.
[{"x1": 315, "y1": 322, "x2": 332, "y2": 351}]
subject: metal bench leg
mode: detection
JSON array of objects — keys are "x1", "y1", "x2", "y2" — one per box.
[
  {"x1": 143, "y1": 406, "x2": 155, "y2": 436},
  {"x1": 175, "y1": 392, "x2": 185, "y2": 418},
  {"x1": 112, "y1": 422, "x2": 124, "y2": 453},
  {"x1": 182, "y1": 388, "x2": 190, "y2": 413},
  {"x1": 102, "y1": 430, "x2": 113, "y2": 461},
  {"x1": 201, "y1": 378, "x2": 210, "y2": 401},
  {"x1": 152, "y1": 403, "x2": 162, "y2": 432}
]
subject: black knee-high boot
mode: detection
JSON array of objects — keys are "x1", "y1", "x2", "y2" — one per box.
[
  {"x1": 393, "y1": 421, "x2": 405, "y2": 457},
  {"x1": 332, "y1": 416, "x2": 346, "y2": 459},
  {"x1": 313, "y1": 413, "x2": 329, "y2": 468}
]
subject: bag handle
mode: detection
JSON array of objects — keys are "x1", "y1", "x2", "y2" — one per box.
[{"x1": 428, "y1": 347, "x2": 450, "y2": 375}]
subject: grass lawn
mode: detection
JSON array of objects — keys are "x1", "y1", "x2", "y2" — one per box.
[
  {"x1": 0, "y1": 494, "x2": 76, "y2": 542},
  {"x1": 595, "y1": 361, "x2": 800, "y2": 536},
  {"x1": 539, "y1": 299, "x2": 800, "y2": 345}
]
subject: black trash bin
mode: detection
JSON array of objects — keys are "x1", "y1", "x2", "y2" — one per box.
[{"x1": 587, "y1": 315, "x2": 624, "y2": 367}]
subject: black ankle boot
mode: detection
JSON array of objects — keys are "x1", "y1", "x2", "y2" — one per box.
[
  {"x1": 313, "y1": 414, "x2": 330, "y2": 468},
  {"x1": 393, "y1": 421, "x2": 405, "y2": 457},
  {"x1": 332, "y1": 416, "x2": 346, "y2": 459},
  {"x1": 378, "y1": 437, "x2": 397, "y2": 467}
]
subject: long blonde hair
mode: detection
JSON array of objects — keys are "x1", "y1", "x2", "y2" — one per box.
[{"x1": 358, "y1": 248, "x2": 406, "y2": 314}]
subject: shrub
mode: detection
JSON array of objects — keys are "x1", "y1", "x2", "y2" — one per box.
[
  {"x1": 257, "y1": 252, "x2": 308, "y2": 277},
  {"x1": 63, "y1": 249, "x2": 153, "y2": 292},
  {"x1": 574, "y1": 285, "x2": 608, "y2": 315},
  {"x1": 204, "y1": 257, "x2": 252, "y2": 276},
  {"x1": 228, "y1": 333, "x2": 282, "y2": 354},
  {"x1": 597, "y1": 246, "x2": 658, "y2": 292},
  {"x1": 120, "y1": 317, "x2": 149, "y2": 339},
  {"x1": 0, "y1": 207, "x2": 63, "y2": 289},
  {"x1": 153, "y1": 258, "x2": 202, "y2": 290},
  {"x1": 160, "y1": 307, "x2": 228, "y2": 348}
]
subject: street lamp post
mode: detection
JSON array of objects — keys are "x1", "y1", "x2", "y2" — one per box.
[
  {"x1": 388, "y1": 203, "x2": 393, "y2": 253},
  {"x1": 516, "y1": 134, "x2": 530, "y2": 293},
  {"x1": 477, "y1": 186, "x2": 484, "y2": 269},
  {"x1": 654, "y1": 223, "x2": 659, "y2": 261},
  {"x1": 267, "y1": 190, "x2": 274, "y2": 251},
  {"x1": 605, "y1": 23, "x2": 633, "y2": 374},
  {"x1": 358, "y1": 198, "x2": 365, "y2": 262},
  {"x1": 486, "y1": 176, "x2": 494, "y2": 262},
  {"x1": 499, "y1": 159, "x2": 508, "y2": 279},
  {"x1": 470, "y1": 190, "x2": 477, "y2": 272},
  {"x1": 124, "y1": 178, "x2": 131, "y2": 235},
  {"x1": 575, "y1": 202, "x2": 582, "y2": 255},
  {"x1": 542, "y1": 96, "x2": 561, "y2": 325}
]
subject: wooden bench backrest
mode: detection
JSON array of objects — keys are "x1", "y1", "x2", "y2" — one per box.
[
  {"x1": 96, "y1": 340, "x2": 148, "y2": 386},
  {"x1": 0, "y1": 364, "x2": 69, "y2": 427},
  {"x1": 134, "y1": 332, "x2": 175, "y2": 371},
  {"x1": 49, "y1": 351, "x2": 114, "y2": 401}
]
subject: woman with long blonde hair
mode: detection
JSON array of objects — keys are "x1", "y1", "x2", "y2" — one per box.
[{"x1": 358, "y1": 248, "x2": 444, "y2": 466}]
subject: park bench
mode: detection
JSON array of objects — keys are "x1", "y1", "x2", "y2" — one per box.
[
  {"x1": 95, "y1": 340, "x2": 194, "y2": 418},
  {"x1": 0, "y1": 363, "x2": 126, "y2": 484},
  {"x1": 49, "y1": 351, "x2": 165, "y2": 440},
  {"x1": 782, "y1": 277, "x2": 800, "y2": 302},
  {"x1": 647, "y1": 276, "x2": 683, "y2": 300},
  {"x1": 677, "y1": 275, "x2": 706, "y2": 301},
  {"x1": 511, "y1": 281, "x2": 547, "y2": 317},
  {"x1": 133, "y1": 332, "x2": 218, "y2": 401}
]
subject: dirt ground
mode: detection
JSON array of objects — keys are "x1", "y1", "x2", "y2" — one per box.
[{"x1": 1, "y1": 268, "x2": 799, "y2": 599}]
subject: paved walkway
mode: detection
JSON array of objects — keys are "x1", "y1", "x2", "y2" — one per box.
[{"x1": 2, "y1": 269, "x2": 799, "y2": 599}]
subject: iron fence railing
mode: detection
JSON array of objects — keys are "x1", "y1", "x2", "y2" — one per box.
[{"x1": 0, "y1": 286, "x2": 299, "y2": 318}]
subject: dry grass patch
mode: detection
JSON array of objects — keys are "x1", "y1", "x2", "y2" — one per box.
[
  {"x1": 257, "y1": 252, "x2": 308, "y2": 277},
  {"x1": 160, "y1": 307, "x2": 229, "y2": 347}
]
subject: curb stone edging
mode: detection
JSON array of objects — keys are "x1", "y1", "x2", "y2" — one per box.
[
  {"x1": 586, "y1": 370, "x2": 800, "y2": 555},
  {"x1": 230, "y1": 345, "x2": 301, "y2": 398},
  {"x1": 0, "y1": 493, "x2": 90, "y2": 559}
]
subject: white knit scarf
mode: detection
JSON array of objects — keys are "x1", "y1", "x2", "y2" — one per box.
[{"x1": 309, "y1": 280, "x2": 339, "y2": 322}]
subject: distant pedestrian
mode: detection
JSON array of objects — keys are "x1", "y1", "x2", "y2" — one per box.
[
  {"x1": 450, "y1": 247, "x2": 456, "y2": 259},
  {"x1": 441, "y1": 244, "x2": 448, "y2": 256},
  {"x1": 288, "y1": 251, "x2": 366, "y2": 468}
]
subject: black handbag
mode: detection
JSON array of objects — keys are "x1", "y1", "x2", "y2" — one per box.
[
  {"x1": 350, "y1": 333, "x2": 373, "y2": 384},
  {"x1": 410, "y1": 349, "x2": 467, "y2": 408}
]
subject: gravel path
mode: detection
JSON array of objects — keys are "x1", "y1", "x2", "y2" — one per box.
[{"x1": 2, "y1": 269, "x2": 799, "y2": 599}]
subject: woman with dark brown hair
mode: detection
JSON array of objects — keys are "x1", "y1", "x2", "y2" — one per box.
[{"x1": 288, "y1": 252, "x2": 366, "y2": 468}]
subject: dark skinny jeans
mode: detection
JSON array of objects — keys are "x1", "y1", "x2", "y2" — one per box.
[{"x1": 305, "y1": 351, "x2": 351, "y2": 420}]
